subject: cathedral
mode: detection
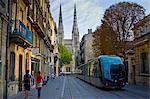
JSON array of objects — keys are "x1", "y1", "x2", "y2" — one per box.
[{"x1": 57, "y1": 4, "x2": 79, "y2": 73}]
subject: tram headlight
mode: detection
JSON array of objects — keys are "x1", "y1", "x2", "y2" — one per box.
[{"x1": 105, "y1": 82, "x2": 109, "y2": 87}]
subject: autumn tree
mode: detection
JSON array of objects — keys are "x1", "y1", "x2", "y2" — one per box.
[
  {"x1": 93, "y1": 21, "x2": 119, "y2": 56},
  {"x1": 58, "y1": 44, "x2": 72, "y2": 67},
  {"x1": 93, "y1": 2, "x2": 145, "y2": 58}
]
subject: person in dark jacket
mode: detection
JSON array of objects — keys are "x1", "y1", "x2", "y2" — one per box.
[{"x1": 23, "y1": 70, "x2": 31, "y2": 99}]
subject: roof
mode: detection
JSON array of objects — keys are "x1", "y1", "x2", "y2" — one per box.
[
  {"x1": 133, "y1": 14, "x2": 150, "y2": 30},
  {"x1": 64, "y1": 39, "x2": 72, "y2": 45}
]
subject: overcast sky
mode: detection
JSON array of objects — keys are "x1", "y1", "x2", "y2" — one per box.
[{"x1": 50, "y1": 0, "x2": 150, "y2": 40}]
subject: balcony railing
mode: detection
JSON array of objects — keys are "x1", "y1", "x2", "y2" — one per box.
[
  {"x1": 32, "y1": 8, "x2": 45, "y2": 38},
  {"x1": 28, "y1": 7, "x2": 34, "y2": 22},
  {"x1": 36, "y1": 9, "x2": 44, "y2": 31},
  {"x1": 10, "y1": 20, "x2": 32, "y2": 44}
]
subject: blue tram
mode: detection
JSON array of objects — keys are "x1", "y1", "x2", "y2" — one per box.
[{"x1": 76, "y1": 55, "x2": 127, "y2": 88}]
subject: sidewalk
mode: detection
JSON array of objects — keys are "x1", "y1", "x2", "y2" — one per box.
[{"x1": 8, "y1": 85, "x2": 37, "y2": 99}]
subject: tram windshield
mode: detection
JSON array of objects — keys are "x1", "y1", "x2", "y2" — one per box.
[{"x1": 110, "y1": 64, "x2": 126, "y2": 79}]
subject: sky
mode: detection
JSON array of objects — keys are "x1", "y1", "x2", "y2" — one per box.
[{"x1": 50, "y1": 0, "x2": 150, "y2": 40}]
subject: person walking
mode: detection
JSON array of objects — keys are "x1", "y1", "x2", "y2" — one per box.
[
  {"x1": 23, "y1": 70, "x2": 31, "y2": 99},
  {"x1": 36, "y1": 71, "x2": 43, "y2": 99}
]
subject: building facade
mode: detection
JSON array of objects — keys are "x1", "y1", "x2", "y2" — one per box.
[
  {"x1": 50, "y1": 15, "x2": 59, "y2": 77},
  {"x1": 133, "y1": 14, "x2": 150, "y2": 86},
  {"x1": 4, "y1": 0, "x2": 56, "y2": 96},
  {"x1": 79, "y1": 29, "x2": 95, "y2": 65},
  {"x1": 0, "y1": 0, "x2": 8, "y2": 98},
  {"x1": 58, "y1": 4, "x2": 79, "y2": 73}
]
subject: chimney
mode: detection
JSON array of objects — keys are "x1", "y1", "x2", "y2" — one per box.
[{"x1": 88, "y1": 29, "x2": 92, "y2": 34}]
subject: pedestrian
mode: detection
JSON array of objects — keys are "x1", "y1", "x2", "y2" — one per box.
[
  {"x1": 43, "y1": 75, "x2": 48, "y2": 85},
  {"x1": 23, "y1": 70, "x2": 31, "y2": 99},
  {"x1": 36, "y1": 71, "x2": 43, "y2": 99},
  {"x1": 51, "y1": 73, "x2": 55, "y2": 79}
]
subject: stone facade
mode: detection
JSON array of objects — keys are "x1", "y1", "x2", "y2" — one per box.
[
  {"x1": 79, "y1": 29, "x2": 95, "y2": 65},
  {"x1": 50, "y1": 16, "x2": 59, "y2": 77},
  {"x1": 84, "y1": 29, "x2": 94, "y2": 63},
  {"x1": 0, "y1": 0, "x2": 58, "y2": 97},
  {"x1": 0, "y1": 0, "x2": 8, "y2": 98},
  {"x1": 64, "y1": 39, "x2": 72, "y2": 53},
  {"x1": 126, "y1": 50, "x2": 136, "y2": 84},
  {"x1": 2, "y1": 0, "x2": 57, "y2": 97},
  {"x1": 132, "y1": 14, "x2": 150, "y2": 86}
]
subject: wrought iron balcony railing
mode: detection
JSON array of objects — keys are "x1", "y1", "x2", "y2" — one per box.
[{"x1": 10, "y1": 20, "x2": 33, "y2": 44}]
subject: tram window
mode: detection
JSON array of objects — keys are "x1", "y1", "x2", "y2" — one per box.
[
  {"x1": 98, "y1": 60, "x2": 103, "y2": 79},
  {"x1": 93, "y1": 61, "x2": 99, "y2": 78}
]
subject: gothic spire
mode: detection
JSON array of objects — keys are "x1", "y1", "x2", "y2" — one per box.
[
  {"x1": 58, "y1": 4, "x2": 64, "y2": 44},
  {"x1": 72, "y1": 4, "x2": 79, "y2": 56},
  {"x1": 72, "y1": 4, "x2": 79, "y2": 36}
]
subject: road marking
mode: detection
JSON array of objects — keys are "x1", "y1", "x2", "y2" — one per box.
[{"x1": 61, "y1": 76, "x2": 66, "y2": 98}]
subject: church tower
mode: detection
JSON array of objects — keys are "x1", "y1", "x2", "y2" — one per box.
[
  {"x1": 58, "y1": 4, "x2": 64, "y2": 44},
  {"x1": 71, "y1": 4, "x2": 79, "y2": 71},
  {"x1": 72, "y1": 4, "x2": 79, "y2": 56}
]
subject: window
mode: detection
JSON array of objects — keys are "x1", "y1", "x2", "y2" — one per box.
[
  {"x1": 35, "y1": 33, "x2": 38, "y2": 47},
  {"x1": 10, "y1": 52, "x2": 15, "y2": 81},
  {"x1": 26, "y1": 53, "x2": 29, "y2": 71},
  {"x1": 19, "y1": 9, "x2": 23, "y2": 22},
  {"x1": 0, "y1": 0, "x2": 6, "y2": 8},
  {"x1": 93, "y1": 61, "x2": 99, "y2": 78},
  {"x1": 141, "y1": 52, "x2": 149, "y2": 73},
  {"x1": 66, "y1": 67, "x2": 70, "y2": 72}
]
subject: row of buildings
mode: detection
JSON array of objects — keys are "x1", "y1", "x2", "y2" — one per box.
[
  {"x1": 0, "y1": 0, "x2": 59, "y2": 98},
  {"x1": 76, "y1": 14, "x2": 150, "y2": 86}
]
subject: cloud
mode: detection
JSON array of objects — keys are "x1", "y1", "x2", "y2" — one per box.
[{"x1": 50, "y1": 0, "x2": 150, "y2": 40}]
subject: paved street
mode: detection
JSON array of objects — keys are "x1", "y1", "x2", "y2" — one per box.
[{"x1": 9, "y1": 76, "x2": 150, "y2": 99}]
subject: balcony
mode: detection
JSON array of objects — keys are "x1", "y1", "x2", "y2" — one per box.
[
  {"x1": 32, "y1": 8, "x2": 45, "y2": 38},
  {"x1": 10, "y1": 20, "x2": 32, "y2": 48},
  {"x1": 23, "y1": 0, "x2": 31, "y2": 6},
  {"x1": 27, "y1": 7, "x2": 34, "y2": 23},
  {"x1": 44, "y1": 35, "x2": 53, "y2": 52}
]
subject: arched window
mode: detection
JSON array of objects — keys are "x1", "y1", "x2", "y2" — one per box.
[{"x1": 10, "y1": 52, "x2": 15, "y2": 81}]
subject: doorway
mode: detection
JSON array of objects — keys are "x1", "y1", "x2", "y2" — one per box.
[
  {"x1": 19, "y1": 55, "x2": 23, "y2": 91},
  {"x1": 132, "y1": 65, "x2": 136, "y2": 84}
]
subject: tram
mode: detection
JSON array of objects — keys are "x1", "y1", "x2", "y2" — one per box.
[{"x1": 76, "y1": 55, "x2": 127, "y2": 88}]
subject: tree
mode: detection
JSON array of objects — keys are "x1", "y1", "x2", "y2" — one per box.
[
  {"x1": 104, "y1": 2, "x2": 145, "y2": 53},
  {"x1": 58, "y1": 44, "x2": 72, "y2": 67},
  {"x1": 93, "y1": 2, "x2": 145, "y2": 58},
  {"x1": 93, "y1": 21, "x2": 119, "y2": 56}
]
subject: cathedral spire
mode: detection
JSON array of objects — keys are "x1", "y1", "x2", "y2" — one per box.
[
  {"x1": 72, "y1": 4, "x2": 79, "y2": 55},
  {"x1": 58, "y1": 4, "x2": 64, "y2": 44},
  {"x1": 72, "y1": 4, "x2": 79, "y2": 35}
]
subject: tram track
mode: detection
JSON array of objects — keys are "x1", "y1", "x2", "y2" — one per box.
[{"x1": 75, "y1": 76, "x2": 148, "y2": 99}]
